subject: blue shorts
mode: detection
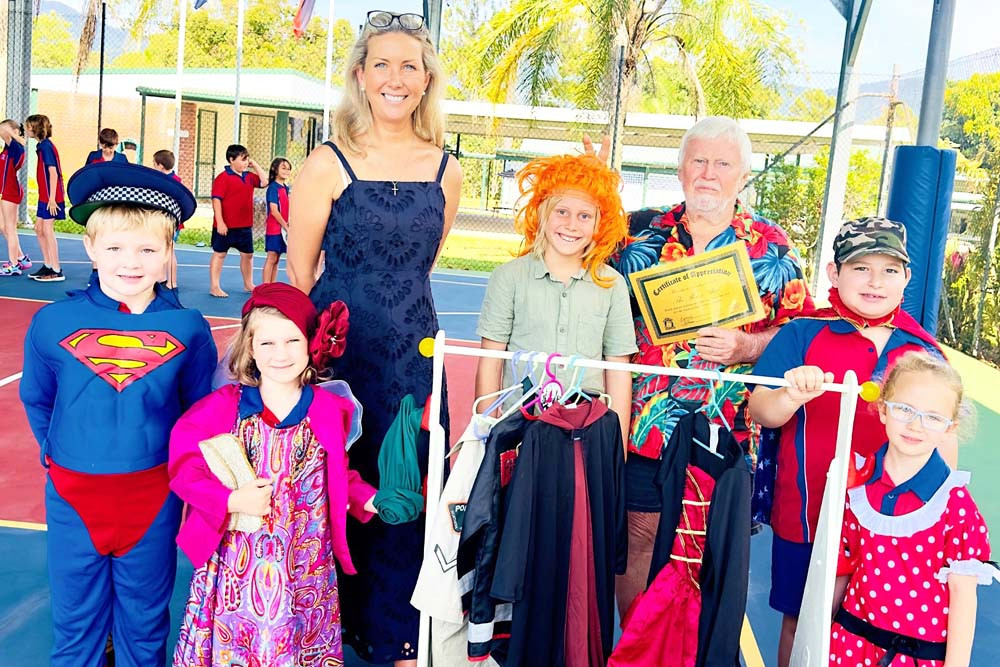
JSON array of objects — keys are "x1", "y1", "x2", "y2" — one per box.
[
  {"x1": 265, "y1": 233, "x2": 287, "y2": 254},
  {"x1": 36, "y1": 201, "x2": 66, "y2": 220},
  {"x1": 769, "y1": 533, "x2": 813, "y2": 617},
  {"x1": 211, "y1": 227, "x2": 253, "y2": 254}
]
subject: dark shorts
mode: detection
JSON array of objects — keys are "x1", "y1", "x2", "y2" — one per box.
[
  {"x1": 36, "y1": 201, "x2": 66, "y2": 220},
  {"x1": 265, "y1": 233, "x2": 287, "y2": 254},
  {"x1": 211, "y1": 226, "x2": 253, "y2": 254},
  {"x1": 625, "y1": 455, "x2": 662, "y2": 512},
  {"x1": 769, "y1": 533, "x2": 813, "y2": 617}
]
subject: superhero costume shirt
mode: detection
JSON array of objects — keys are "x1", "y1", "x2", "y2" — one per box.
[{"x1": 20, "y1": 280, "x2": 217, "y2": 667}]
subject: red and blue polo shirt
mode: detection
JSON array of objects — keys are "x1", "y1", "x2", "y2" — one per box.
[
  {"x1": 211, "y1": 166, "x2": 261, "y2": 229},
  {"x1": 35, "y1": 138, "x2": 64, "y2": 205},
  {"x1": 265, "y1": 182, "x2": 289, "y2": 236},
  {"x1": 863, "y1": 443, "x2": 950, "y2": 516},
  {"x1": 85, "y1": 150, "x2": 129, "y2": 165},
  {"x1": 752, "y1": 313, "x2": 942, "y2": 544},
  {"x1": 0, "y1": 139, "x2": 25, "y2": 203}
]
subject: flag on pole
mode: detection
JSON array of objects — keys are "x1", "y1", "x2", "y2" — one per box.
[{"x1": 293, "y1": 0, "x2": 316, "y2": 37}]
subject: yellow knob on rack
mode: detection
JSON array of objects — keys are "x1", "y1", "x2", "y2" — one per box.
[
  {"x1": 418, "y1": 337, "x2": 436, "y2": 358},
  {"x1": 859, "y1": 381, "x2": 881, "y2": 403}
]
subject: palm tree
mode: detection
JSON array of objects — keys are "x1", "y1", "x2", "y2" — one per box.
[
  {"x1": 466, "y1": 0, "x2": 797, "y2": 163},
  {"x1": 73, "y1": 0, "x2": 162, "y2": 76}
]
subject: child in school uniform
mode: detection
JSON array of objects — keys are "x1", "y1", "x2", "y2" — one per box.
[
  {"x1": 262, "y1": 157, "x2": 291, "y2": 283},
  {"x1": 209, "y1": 143, "x2": 266, "y2": 297},
  {"x1": 831, "y1": 351, "x2": 996, "y2": 667},
  {"x1": 474, "y1": 153, "x2": 637, "y2": 448},
  {"x1": 152, "y1": 149, "x2": 186, "y2": 289},
  {"x1": 24, "y1": 114, "x2": 65, "y2": 281},
  {"x1": 19, "y1": 162, "x2": 217, "y2": 667},
  {"x1": 86, "y1": 127, "x2": 129, "y2": 164},
  {"x1": 0, "y1": 119, "x2": 30, "y2": 276}
]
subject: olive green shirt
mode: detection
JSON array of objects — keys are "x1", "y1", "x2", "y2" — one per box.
[{"x1": 476, "y1": 254, "x2": 638, "y2": 393}]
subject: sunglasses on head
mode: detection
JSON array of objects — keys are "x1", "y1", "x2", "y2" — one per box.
[{"x1": 366, "y1": 10, "x2": 424, "y2": 31}]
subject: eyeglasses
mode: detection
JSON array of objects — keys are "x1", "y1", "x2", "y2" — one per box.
[
  {"x1": 367, "y1": 10, "x2": 424, "y2": 31},
  {"x1": 884, "y1": 401, "x2": 954, "y2": 432}
]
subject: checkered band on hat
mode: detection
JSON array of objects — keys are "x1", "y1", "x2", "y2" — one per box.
[{"x1": 86, "y1": 185, "x2": 183, "y2": 223}]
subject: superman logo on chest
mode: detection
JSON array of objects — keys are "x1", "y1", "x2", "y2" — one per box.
[{"x1": 59, "y1": 328, "x2": 186, "y2": 391}]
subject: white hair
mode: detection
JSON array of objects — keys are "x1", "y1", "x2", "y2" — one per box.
[{"x1": 678, "y1": 116, "x2": 753, "y2": 174}]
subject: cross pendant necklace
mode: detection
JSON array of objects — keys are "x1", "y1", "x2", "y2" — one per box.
[{"x1": 390, "y1": 181, "x2": 399, "y2": 196}]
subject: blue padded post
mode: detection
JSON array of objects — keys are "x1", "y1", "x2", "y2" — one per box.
[{"x1": 884, "y1": 146, "x2": 956, "y2": 334}]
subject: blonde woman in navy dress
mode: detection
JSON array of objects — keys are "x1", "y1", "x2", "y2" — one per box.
[{"x1": 286, "y1": 10, "x2": 461, "y2": 666}]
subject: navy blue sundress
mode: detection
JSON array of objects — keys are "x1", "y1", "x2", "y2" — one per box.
[{"x1": 310, "y1": 142, "x2": 449, "y2": 662}]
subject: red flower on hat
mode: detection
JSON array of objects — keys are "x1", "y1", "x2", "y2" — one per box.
[{"x1": 310, "y1": 300, "x2": 349, "y2": 368}]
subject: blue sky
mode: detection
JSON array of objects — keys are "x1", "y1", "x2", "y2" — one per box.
[{"x1": 761, "y1": 0, "x2": 1000, "y2": 76}]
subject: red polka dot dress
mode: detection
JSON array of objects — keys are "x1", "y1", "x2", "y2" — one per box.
[{"x1": 829, "y1": 460, "x2": 996, "y2": 666}]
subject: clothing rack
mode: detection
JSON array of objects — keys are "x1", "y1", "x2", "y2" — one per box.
[{"x1": 419, "y1": 330, "x2": 862, "y2": 667}]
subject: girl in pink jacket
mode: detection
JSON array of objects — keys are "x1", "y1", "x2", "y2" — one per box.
[{"x1": 169, "y1": 282, "x2": 376, "y2": 666}]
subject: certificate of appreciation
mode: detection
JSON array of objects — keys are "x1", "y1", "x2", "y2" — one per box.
[{"x1": 628, "y1": 242, "x2": 765, "y2": 345}]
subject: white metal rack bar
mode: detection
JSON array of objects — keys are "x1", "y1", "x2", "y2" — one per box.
[{"x1": 418, "y1": 330, "x2": 861, "y2": 667}]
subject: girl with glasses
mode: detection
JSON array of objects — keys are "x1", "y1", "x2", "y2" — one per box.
[
  {"x1": 830, "y1": 351, "x2": 996, "y2": 667},
  {"x1": 286, "y1": 10, "x2": 462, "y2": 667}
]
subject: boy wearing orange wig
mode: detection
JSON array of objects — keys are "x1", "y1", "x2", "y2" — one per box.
[{"x1": 474, "y1": 154, "x2": 637, "y2": 448}]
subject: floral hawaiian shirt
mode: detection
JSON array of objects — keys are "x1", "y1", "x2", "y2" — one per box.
[{"x1": 610, "y1": 201, "x2": 813, "y2": 460}]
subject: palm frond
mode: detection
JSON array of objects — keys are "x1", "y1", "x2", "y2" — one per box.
[{"x1": 74, "y1": 0, "x2": 99, "y2": 78}]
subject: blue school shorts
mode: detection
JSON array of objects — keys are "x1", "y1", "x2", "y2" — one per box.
[
  {"x1": 265, "y1": 233, "x2": 287, "y2": 254},
  {"x1": 769, "y1": 533, "x2": 813, "y2": 617}
]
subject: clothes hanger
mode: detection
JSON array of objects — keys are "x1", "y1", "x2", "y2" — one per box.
[
  {"x1": 471, "y1": 349, "x2": 531, "y2": 418},
  {"x1": 497, "y1": 351, "x2": 549, "y2": 422},
  {"x1": 559, "y1": 355, "x2": 592, "y2": 405},
  {"x1": 519, "y1": 352, "x2": 564, "y2": 418}
]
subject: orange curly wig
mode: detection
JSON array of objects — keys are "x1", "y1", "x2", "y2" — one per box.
[{"x1": 514, "y1": 153, "x2": 628, "y2": 287}]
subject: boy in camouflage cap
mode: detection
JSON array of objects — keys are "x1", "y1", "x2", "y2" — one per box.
[{"x1": 747, "y1": 216, "x2": 946, "y2": 667}]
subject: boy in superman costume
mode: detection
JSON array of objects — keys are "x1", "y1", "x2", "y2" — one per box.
[{"x1": 20, "y1": 162, "x2": 218, "y2": 667}]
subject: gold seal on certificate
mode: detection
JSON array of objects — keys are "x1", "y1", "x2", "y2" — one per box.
[{"x1": 628, "y1": 242, "x2": 766, "y2": 345}]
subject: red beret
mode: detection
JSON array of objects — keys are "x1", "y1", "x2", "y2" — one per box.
[{"x1": 242, "y1": 282, "x2": 317, "y2": 339}]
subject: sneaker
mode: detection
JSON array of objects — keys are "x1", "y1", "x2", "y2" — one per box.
[
  {"x1": 29, "y1": 265, "x2": 52, "y2": 279},
  {"x1": 0, "y1": 262, "x2": 20, "y2": 276},
  {"x1": 16, "y1": 254, "x2": 32, "y2": 270},
  {"x1": 35, "y1": 268, "x2": 64, "y2": 282}
]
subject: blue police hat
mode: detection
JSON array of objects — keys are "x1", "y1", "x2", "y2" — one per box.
[{"x1": 67, "y1": 162, "x2": 196, "y2": 227}]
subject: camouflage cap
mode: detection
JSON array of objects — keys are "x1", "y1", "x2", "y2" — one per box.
[{"x1": 833, "y1": 216, "x2": 909, "y2": 265}]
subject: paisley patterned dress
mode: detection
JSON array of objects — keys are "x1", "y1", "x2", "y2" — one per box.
[
  {"x1": 173, "y1": 407, "x2": 342, "y2": 666},
  {"x1": 308, "y1": 142, "x2": 449, "y2": 662}
]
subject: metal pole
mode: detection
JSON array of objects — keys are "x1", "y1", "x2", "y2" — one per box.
[
  {"x1": 97, "y1": 1, "x2": 106, "y2": 135},
  {"x1": 234, "y1": 0, "x2": 244, "y2": 143},
  {"x1": 322, "y1": 0, "x2": 334, "y2": 141},
  {"x1": 7, "y1": 0, "x2": 33, "y2": 224},
  {"x1": 422, "y1": 0, "x2": 442, "y2": 49},
  {"x1": 916, "y1": 0, "x2": 957, "y2": 146},
  {"x1": 876, "y1": 64, "x2": 900, "y2": 216},
  {"x1": 173, "y1": 0, "x2": 188, "y2": 159},
  {"x1": 139, "y1": 93, "x2": 147, "y2": 164}
]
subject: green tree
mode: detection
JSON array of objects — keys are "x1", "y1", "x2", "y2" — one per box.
[
  {"x1": 939, "y1": 72, "x2": 1000, "y2": 360},
  {"x1": 754, "y1": 147, "x2": 882, "y2": 284},
  {"x1": 33, "y1": 11, "x2": 77, "y2": 68},
  {"x1": 461, "y1": 0, "x2": 798, "y2": 164},
  {"x1": 110, "y1": 0, "x2": 353, "y2": 82},
  {"x1": 781, "y1": 87, "x2": 834, "y2": 122}
]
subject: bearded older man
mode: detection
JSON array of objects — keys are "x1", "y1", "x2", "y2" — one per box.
[{"x1": 598, "y1": 116, "x2": 815, "y2": 621}]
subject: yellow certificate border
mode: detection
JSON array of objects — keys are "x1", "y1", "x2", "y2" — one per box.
[{"x1": 629, "y1": 242, "x2": 765, "y2": 345}]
